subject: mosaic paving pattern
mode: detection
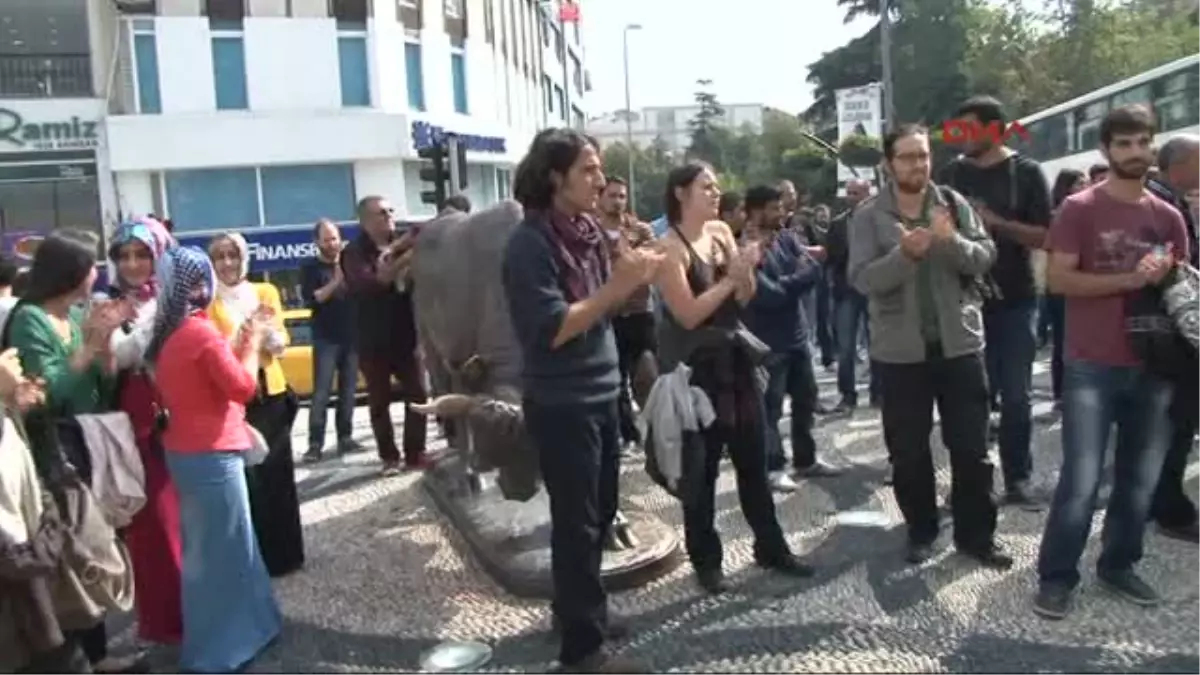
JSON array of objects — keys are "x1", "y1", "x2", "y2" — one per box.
[{"x1": 112, "y1": 356, "x2": 1200, "y2": 673}]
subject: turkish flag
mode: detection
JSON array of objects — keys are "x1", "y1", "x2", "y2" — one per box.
[{"x1": 558, "y1": 0, "x2": 580, "y2": 23}]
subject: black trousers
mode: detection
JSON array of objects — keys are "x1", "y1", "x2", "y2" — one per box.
[
  {"x1": 877, "y1": 350, "x2": 997, "y2": 550},
  {"x1": 525, "y1": 397, "x2": 620, "y2": 666},
  {"x1": 612, "y1": 312, "x2": 658, "y2": 444},
  {"x1": 1152, "y1": 368, "x2": 1198, "y2": 528},
  {"x1": 64, "y1": 622, "x2": 106, "y2": 664},
  {"x1": 682, "y1": 373, "x2": 790, "y2": 574}
]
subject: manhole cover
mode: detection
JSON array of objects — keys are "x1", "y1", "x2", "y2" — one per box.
[
  {"x1": 834, "y1": 510, "x2": 891, "y2": 527},
  {"x1": 419, "y1": 641, "x2": 493, "y2": 672}
]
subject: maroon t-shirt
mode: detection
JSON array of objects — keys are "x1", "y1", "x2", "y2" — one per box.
[{"x1": 1045, "y1": 185, "x2": 1189, "y2": 367}]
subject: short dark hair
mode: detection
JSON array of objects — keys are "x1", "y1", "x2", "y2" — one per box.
[
  {"x1": 313, "y1": 218, "x2": 337, "y2": 237},
  {"x1": 1100, "y1": 104, "x2": 1157, "y2": 146},
  {"x1": 23, "y1": 232, "x2": 98, "y2": 304},
  {"x1": 1051, "y1": 168, "x2": 1086, "y2": 208},
  {"x1": 0, "y1": 257, "x2": 17, "y2": 287},
  {"x1": 955, "y1": 95, "x2": 1006, "y2": 126},
  {"x1": 664, "y1": 161, "x2": 713, "y2": 224},
  {"x1": 11, "y1": 269, "x2": 29, "y2": 298},
  {"x1": 603, "y1": 175, "x2": 627, "y2": 188},
  {"x1": 883, "y1": 123, "x2": 928, "y2": 161},
  {"x1": 445, "y1": 194, "x2": 472, "y2": 213},
  {"x1": 512, "y1": 127, "x2": 599, "y2": 211},
  {"x1": 357, "y1": 195, "x2": 386, "y2": 220},
  {"x1": 718, "y1": 192, "x2": 742, "y2": 215},
  {"x1": 1088, "y1": 163, "x2": 1109, "y2": 180},
  {"x1": 743, "y1": 185, "x2": 782, "y2": 214}
]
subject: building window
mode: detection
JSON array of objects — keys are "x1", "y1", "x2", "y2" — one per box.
[
  {"x1": 261, "y1": 164, "x2": 355, "y2": 226},
  {"x1": 450, "y1": 51, "x2": 467, "y2": 114},
  {"x1": 483, "y1": 0, "x2": 494, "y2": 43},
  {"x1": 572, "y1": 105, "x2": 583, "y2": 128},
  {"x1": 131, "y1": 22, "x2": 162, "y2": 114},
  {"x1": 205, "y1": 0, "x2": 245, "y2": 28},
  {"x1": 444, "y1": 0, "x2": 463, "y2": 18},
  {"x1": 404, "y1": 41, "x2": 425, "y2": 111},
  {"x1": 165, "y1": 167, "x2": 260, "y2": 232},
  {"x1": 211, "y1": 35, "x2": 249, "y2": 110},
  {"x1": 337, "y1": 34, "x2": 370, "y2": 106},
  {"x1": 330, "y1": 0, "x2": 368, "y2": 28},
  {"x1": 165, "y1": 164, "x2": 356, "y2": 232},
  {"x1": 552, "y1": 25, "x2": 563, "y2": 62},
  {"x1": 554, "y1": 84, "x2": 564, "y2": 119},
  {"x1": 496, "y1": 168, "x2": 511, "y2": 199},
  {"x1": 571, "y1": 54, "x2": 582, "y2": 95},
  {"x1": 543, "y1": 75, "x2": 552, "y2": 113}
]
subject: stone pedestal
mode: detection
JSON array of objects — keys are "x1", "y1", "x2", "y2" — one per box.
[{"x1": 423, "y1": 455, "x2": 682, "y2": 599}]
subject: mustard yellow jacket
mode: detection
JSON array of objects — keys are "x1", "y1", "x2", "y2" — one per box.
[{"x1": 207, "y1": 282, "x2": 290, "y2": 396}]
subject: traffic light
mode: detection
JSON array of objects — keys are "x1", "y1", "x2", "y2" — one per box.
[{"x1": 418, "y1": 142, "x2": 449, "y2": 210}]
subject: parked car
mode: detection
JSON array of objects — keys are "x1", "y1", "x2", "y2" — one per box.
[{"x1": 279, "y1": 308, "x2": 367, "y2": 398}]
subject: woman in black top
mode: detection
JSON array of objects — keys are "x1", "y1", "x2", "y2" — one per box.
[
  {"x1": 1043, "y1": 168, "x2": 1087, "y2": 402},
  {"x1": 501, "y1": 128, "x2": 662, "y2": 673},
  {"x1": 655, "y1": 162, "x2": 814, "y2": 594}
]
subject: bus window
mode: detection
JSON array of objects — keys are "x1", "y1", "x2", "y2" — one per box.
[
  {"x1": 1075, "y1": 100, "x2": 1108, "y2": 153},
  {"x1": 1112, "y1": 83, "x2": 1152, "y2": 109},
  {"x1": 1154, "y1": 69, "x2": 1200, "y2": 132},
  {"x1": 1028, "y1": 115, "x2": 1069, "y2": 161}
]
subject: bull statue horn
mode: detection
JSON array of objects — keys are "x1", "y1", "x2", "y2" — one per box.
[{"x1": 410, "y1": 394, "x2": 474, "y2": 418}]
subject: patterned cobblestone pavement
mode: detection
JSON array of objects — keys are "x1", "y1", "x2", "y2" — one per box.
[{"x1": 116, "y1": 356, "x2": 1199, "y2": 673}]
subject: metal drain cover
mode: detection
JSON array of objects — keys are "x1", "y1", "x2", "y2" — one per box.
[{"x1": 420, "y1": 640, "x2": 493, "y2": 672}]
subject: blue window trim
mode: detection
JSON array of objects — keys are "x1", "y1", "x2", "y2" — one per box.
[
  {"x1": 404, "y1": 41, "x2": 425, "y2": 112},
  {"x1": 132, "y1": 31, "x2": 162, "y2": 114},
  {"x1": 211, "y1": 34, "x2": 249, "y2": 110},
  {"x1": 337, "y1": 34, "x2": 370, "y2": 107},
  {"x1": 450, "y1": 51, "x2": 468, "y2": 114}
]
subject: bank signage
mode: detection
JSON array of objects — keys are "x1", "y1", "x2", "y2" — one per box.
[
  {"x1": 411, "y1": 120, "x2": 506, "y2": 154},
  {"x1": 0, "y1": 106, "x2": 100, "y2": 152},
  {"x1": 176, "y1": 224, "x2": 362, "y2": 273}
]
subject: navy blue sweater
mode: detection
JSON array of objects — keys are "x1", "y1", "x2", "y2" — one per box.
[
  {"x1": 501, "y1": 218, "x2": 620, "y2": 405},
  {"x1": 743, "y1": 230, "x2": 822, "y2": 353}
]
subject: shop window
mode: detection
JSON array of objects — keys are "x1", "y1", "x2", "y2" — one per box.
[
  {"x1": 450, "y1": 51, "x2": 468, "y2": 114},
  {"x1": 165, "y1": 167, "x2": 259, "y2": 232},
  {"x1": 261, "y1": 164, "x2": 355, "y2": 227},
  {"x1": 405, "y1": 41, "x2": 425, "y2": 111},
  {"x1": 212, "y1": 35, "x2": 249, "y2": 110},
  {"x1": 133, "y1": 31, "x2": 162, "y2": 114},
  {"x1": 338, "y1": 35, "x2": 370, "y2": 107}
]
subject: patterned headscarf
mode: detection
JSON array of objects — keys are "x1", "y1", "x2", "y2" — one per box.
[
  {"x1": 108, "y1": 216, "x2": 177, "y2": 301},
  {"x1": 145, "y1": 246, "x2": 216, "y2": 365}
]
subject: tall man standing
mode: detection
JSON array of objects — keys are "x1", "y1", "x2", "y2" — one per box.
[
  {"x1": 341, "y1": 196, "x2": 429, "y2": 476},
  {"x1": 826, "y1": 179, "x2": 879, "y2": 411},
  {"x1": 301, "y1": 219, "x2": 364, "y2": 463},
  {"x1": 939, "y1": 96, "x2": 1053, "y2": 508},
  {"x1": 848, "y1": 123, "x2": 1011, "y2": 569}
]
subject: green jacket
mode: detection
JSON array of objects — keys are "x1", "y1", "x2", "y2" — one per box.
[
  {"x1": 847, "y1": 183, "x2": 996, "y2": 364},
  {"x1": 7, "y1": 303, "x2": 115, "y2": 418}
]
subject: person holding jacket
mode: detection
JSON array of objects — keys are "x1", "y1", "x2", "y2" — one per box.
[
  {"x1": 847, "y1": 123, "x2": 1011, "y2": 569},
  {"x1": 741, "y1": 185, "x2": 840, "y2": 495}
]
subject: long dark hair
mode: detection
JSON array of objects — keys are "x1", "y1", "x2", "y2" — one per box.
[
  {"x1": 1051, "y1": 169, "x2": 1086, "y2": 209},
  {"x1": 512, "y1": 127, "x2": 599, "y2": 212},
  {"x1": 664, "y1": 161, "x2": 713, "y2": 225},
  {"x1": 23, "y1": 232, "x2": 98, "y2": 305}
]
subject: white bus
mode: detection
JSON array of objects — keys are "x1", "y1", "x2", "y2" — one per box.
[{"x1": 1012, "y1": 54, "x2": 1199, "y2": 184}]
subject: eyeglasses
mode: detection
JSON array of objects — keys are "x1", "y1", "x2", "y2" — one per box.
[{"x1": 893, "y1": 152, "x2": 930, "y2": 164}]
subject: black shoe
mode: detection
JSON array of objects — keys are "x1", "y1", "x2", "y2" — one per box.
[
  {"x1": 555, "y1": 648, "x2": 649, "y2": 674},
  {"x1": 551, "y1": 615, "x2": 630, "y2": 641},
  {"x1": 337, "y1": 439, "x2": 366, "y2": 456},
  {"x1": 302, "y1": 449, "x2": 323, "y2": 464},
  {"x1": 795, "y1": 460, "x2": 844, "y2": 478},
  {"x1": 697, "y1": 568, "x2": 730, "y2": 594},
  {"x1": 1032, "y1": 583, "x2": 1074, "y2": 620},
  {"x1": 1157, "y1": 521, "x2": 1200, "y2": 543},
  {"x1": 1097, "y1": 570, "x2": 1160, "y2": 607},
  {"x1": 905, "y1": 540, "x2": 936, "y2": 564},
  {"x1": 959, "y1": 543, "x2": 1013, "y2": 570},
  {"x1": 832, "y1": 399, "x2": 856, "y2": 414},
  {"x1": 1005, "y1": 483, "x2": 1045, "y2": 512},
  {"x1": 758, "y1": 554, "x2": 815, "y2": 578}
]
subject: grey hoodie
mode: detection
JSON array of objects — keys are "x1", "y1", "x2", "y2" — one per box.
[{"x1": 847, "y1": 184, "x2": 996, "y2": 364}]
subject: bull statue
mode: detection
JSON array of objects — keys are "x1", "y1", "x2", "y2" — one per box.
[{"x1": 410, "y1": 200, "x2": 637, "y2": 550}]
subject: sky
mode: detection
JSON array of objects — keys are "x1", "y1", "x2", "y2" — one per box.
[{"x1": 578, "y1": 0, "x2": 879, "y2": 117}]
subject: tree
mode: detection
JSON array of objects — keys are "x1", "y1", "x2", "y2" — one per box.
[
  {"x1": 687, "y1": 79, "x2": 728, "y2": 167},
  {"x1": 600, "y1": 139, "x2": 675, "y2": 221}
]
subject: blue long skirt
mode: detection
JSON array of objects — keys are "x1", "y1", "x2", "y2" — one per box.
[{"x1": 166, "y1": 450, "x2": 282, "y2": 673}]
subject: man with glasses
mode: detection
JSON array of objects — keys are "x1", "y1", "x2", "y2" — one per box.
[{"x1": 341, "y1": 196, "x2": 429, "y2": 476}]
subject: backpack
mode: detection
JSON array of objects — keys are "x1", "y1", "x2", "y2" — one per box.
[
  {"x1": 935, "y1": 184, "x2": 1004, "y2": 302},
  {"x1": 941, "y1": 156, "x2": 1024, "y2": 302}
]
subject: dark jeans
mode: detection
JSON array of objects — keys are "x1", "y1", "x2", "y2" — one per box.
[
  {"x1": 812, "y1": 273, "x2": 834, "y2": 366},
  {"x1": 359, "y1": 347, "x2": 428, "y2": 465},
  {"x1": 1042, "y1": 294, "x2": 1065, "y2": 400},
  {"x1": 983, "y1": 300, "x2": 1037, "y2": 490},
  {"x1": 835, "y1": 290, "x2": 880, "y2": 404},
  {"x1": 1151, "y1": 366, "x2": 1198, "y2": 529},
  {"x1": 524, "y1": 397, "x2": 620, "y2": 667},
  {"x1": 877, "y1": 350, "x2": 997, "y2": 550},
  {"x1": 682, "y1": 386, "x2": 791, "y2": 573},
  {"x1": 1036, "y1": 360, "x2": 1174, "y2": 588},
  {"x1": 763, "y1": 348, "x2": 818, "y2": 472},
  {"x1": 612, "y1": 312, "x2": 658, "y2": 445},
  {"x1": 308, "y1": 338, "x2": 359, "y2": 454}
]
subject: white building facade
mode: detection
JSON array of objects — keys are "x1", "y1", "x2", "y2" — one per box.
[{"x1": 587, "y1": 103, "x2": 765, "y2": 156}]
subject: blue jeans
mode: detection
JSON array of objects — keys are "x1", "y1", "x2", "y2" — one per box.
[
  {"x1": 307, "y1": 338, "x2": 359, "y2": 454},
  {"x1": 983, "y1": 300, "x2": 1037, "y2": 489},
  {"x1": 835, "y1": 291, "x2": 880, "y2": 404},
  {"x1": 1036, "y1": 360, "x2": 1174, "y2": 588},
  {"x1": 762, "y1": 348, "x2": 818, "y2": 472}
]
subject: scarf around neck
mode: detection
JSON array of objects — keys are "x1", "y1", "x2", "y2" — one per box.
[{"x1": 539, "y1": 209, "x2": 609, "y2": 303}]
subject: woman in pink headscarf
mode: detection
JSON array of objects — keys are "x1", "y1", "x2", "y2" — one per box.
[{"x1": 107, "y1": 216, "x2": 184, "y2": 646}]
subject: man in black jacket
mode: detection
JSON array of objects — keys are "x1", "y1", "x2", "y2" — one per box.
[{"x1": 827, "y1": 179, "x2": 879, "y2": 411}]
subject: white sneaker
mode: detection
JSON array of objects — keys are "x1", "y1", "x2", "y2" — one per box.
[{"x1": 769, "y1": 471, "x2": 799, "y2": 492}]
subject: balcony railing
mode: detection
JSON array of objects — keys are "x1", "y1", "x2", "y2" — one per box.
[{"x1": 0, "y1": 54, "x2": 93, "y2": 98}]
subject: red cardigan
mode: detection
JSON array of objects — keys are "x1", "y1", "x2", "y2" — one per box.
[{"x1": 156, "y1": 313, "x2": 258, "y2": 453}]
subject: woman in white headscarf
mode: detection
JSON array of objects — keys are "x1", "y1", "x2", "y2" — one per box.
[{"x1": 206, "y1": 232, "x2": 304, "y2": 578}]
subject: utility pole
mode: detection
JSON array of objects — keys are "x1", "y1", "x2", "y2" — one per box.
[
  {"x1": 880, "y1": 0, "x2": 896, "y2": 132},
  {"x1": 623, "y1": 23, "x2": 641, "y2": 213}
]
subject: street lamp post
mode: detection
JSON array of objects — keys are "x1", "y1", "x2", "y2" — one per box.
[
  {"x1": 623, "y1": 23, "x2": 642, "y2": 213},
  {"x1": 879, "y1": 0, "x2": 896, "y2": 132}
]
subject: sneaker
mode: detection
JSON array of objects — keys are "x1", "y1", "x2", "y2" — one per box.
[
  {"x1": 380, "y1": 461, "x2": 402, "y2": 477},
  {"x1": 831, "y1": 399, "x2": 856, "y2": 414},
  {"x1": 405, "y1": 455, "x2": 433, "y2": 471},
  {"x1": 958, "y1": 543, "x2": 1014, "y2": 570},
  {"x1": 1097, "y1": 570, "x2": 1160, "y2": 607},
  {"x1": 302, "y1": 449, "x2": 323, "y2": 465},
  {"x1": 697, "y1": 568, "x2": 730, "y2": 595},
  {"x1": 555, "y1": 648, "x2": 649, "y2": 674},
  {"x1": 795, "y1": 460, "x2": 843, "y2": 478},
  {"x1": 757, "y1": 554, "x2": 815, "y2": 578},
  {"x1": 551, "y1": 615, "x2": 630, "y2": 641},
  {"x1": 337, "y1": 439, "x2": 366, "y2": 456},
  {"x1": 769, "y1": 471, "x2": 799, "y2": 492},
  {"x1": 1032, "y1": 583, "x2": 1075, "y2": 620},
  {"x1": 1005, "y1": 483, "x2": 1045, "y2": 512}
]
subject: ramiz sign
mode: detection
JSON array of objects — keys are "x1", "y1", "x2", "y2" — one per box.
[
  {"x1": 0, "y1": 107, "x2": 100, "y2": 151},
  {"x1": 941, "y1": 119, "x2": 1030, "y2": 145}
]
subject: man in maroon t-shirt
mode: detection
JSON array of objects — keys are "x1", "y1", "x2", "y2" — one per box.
[{"x1": 1034, "y1": 105, "x2": 1189, "y2": 621}]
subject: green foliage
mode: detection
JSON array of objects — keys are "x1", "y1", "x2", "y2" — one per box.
[{"x1": 838, "y1": 134, "x2": 884, "y2": 167}]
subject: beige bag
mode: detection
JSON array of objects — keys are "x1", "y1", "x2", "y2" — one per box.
[{"x1": 50, "y1": 478, "x2": 135, "y2": 631}]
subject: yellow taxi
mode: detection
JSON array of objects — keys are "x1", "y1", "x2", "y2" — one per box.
[{"x1": 279, "y1": 308, "x2": 368, "y2": 398}]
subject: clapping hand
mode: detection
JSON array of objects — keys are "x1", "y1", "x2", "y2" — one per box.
[
  {"x1": 896, "y1": 223, "x2": 933, "y2": 260},
  {"x1": 612, "y1": 239, "x2": 667, "y2": 289},
  {"x1": 0, "y1": 348, "x2": 45, "y2": 412},
  {"x1": 1136, "y1": 243, "x2": 1175, "y2": 286},
  {"x1": 930, "y1": 205, "x2": 957, "y2": 242}
]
